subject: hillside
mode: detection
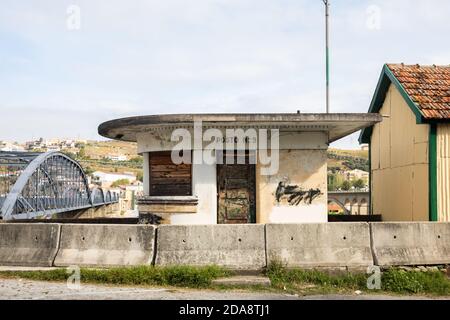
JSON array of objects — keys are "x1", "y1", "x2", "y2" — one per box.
[
  {"x1": 327, "y1": 148, "x2": 369, "y2": 172},
  {"x1": 62, "y1": 140, "x2": 143, "y2": 179},
  {"x1": 64, "y1": 141, "x2": 369, "y2": 180},
  {"x1": 83, "y1": 140, "x2": 138, "y2": 160}
]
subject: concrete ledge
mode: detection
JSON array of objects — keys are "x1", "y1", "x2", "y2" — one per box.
[
  {"x1": 155, "y1": 224, "x2": 266, "y2": 270},
  {"x1": 0, "y1": 266, "x2": 59, "y2": 272},
  {"x1": 212, "y1": 276, "x2": 271, "y2": 287},
  {"x1": 54, "y1": 224, "x2": 156, "y2": 267},
  {"x1": 266, "y1": 223, "x2": 373, "y2": 268},
  {"x1": 371, "y1": 222, "x2": 450, "y2": 266},
  {"x1": 138, "y1": 196, "x2": 198, "y2": 213},
  {"x1": 0, "y1": 223, "x2": 60, "y2": 267}
]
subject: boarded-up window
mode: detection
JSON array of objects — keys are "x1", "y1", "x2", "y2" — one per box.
[{"x1": 149, "y1": 151, "x2": 192, "y2": 196}]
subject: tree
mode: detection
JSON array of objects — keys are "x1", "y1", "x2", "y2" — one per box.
[
  {"x1": 84, "y1": 166, "x2": 94, "y2": 176},
  {"x1": 111, "y1": 179, "x2": 130, "y2": 188},
  {"x1": 328, "y1": 173, "x2": 337, "y2": 191},
  {"x1": 352, "y1": 179, "x2": 365, "y2": 190},
  {"x1": 328, "y1": 173, "x2": 344, "y2": 191},
  {"x1": 341, "y1": 180, "x2": 351, "y2": 191},
  {"x1": 62, "y1": 150, "x2": 76, "y2": 159},
  {"x1": 77, "y1": 147, "x2": 86, "y2": 159},
  {"x1": 129, "y1": 156, "x2": 143, "y2": 164}
]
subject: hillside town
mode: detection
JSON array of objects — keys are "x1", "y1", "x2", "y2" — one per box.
[{"x1": 1, "y1": 138, "x2": 143, "y2": 217}]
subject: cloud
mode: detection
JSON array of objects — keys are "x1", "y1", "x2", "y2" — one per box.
[{"x1": 0, "y1": 0, "x2": 449, "y2": 147}]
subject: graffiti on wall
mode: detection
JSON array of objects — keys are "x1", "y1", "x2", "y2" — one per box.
[{"x1": 275, "y1": 182, "x2": 322, "y2": 206}]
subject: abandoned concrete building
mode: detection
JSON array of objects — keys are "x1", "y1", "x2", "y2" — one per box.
[
  {"x1": 99, "y1": 113, "x2": 381, "y2": 224},
  {"x1": 360, "y1": 64, "x2": 450, "y2": 222}
]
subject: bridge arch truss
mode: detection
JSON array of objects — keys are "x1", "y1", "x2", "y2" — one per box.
[{"x1": 0, "y1": 151, "x2": 118, "y2": 220}]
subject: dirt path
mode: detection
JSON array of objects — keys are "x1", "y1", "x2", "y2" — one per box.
[{"x1": 0, "y1": 278, "x2": 448, "y2": 300}]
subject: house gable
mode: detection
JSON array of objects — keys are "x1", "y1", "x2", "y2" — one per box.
[{"x1": 360, "y1": 64, "x2": 426, "y2": 143}]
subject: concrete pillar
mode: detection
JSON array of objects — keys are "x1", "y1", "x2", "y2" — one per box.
[{"x1": 143, "y1": 152, "x2": 149, "y2": 196}]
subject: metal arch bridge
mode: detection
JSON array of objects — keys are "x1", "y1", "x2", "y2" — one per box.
[{"x1": 0, "y1": 151, "x2": 119, "y2": 220}]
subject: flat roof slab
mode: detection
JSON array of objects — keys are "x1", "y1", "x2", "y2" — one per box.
[{"x1": 98, "y1": 113, "x2": 382, "y2": 143}]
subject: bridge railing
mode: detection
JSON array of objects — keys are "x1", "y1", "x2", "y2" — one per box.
[{"x1": 0, "y1": 151, "x2": 119, "y2": 220}]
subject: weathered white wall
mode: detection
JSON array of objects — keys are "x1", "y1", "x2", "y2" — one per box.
[
  {"x1": 142, "y1": 152, "x2": 149, "y2": 195},
  {"x1": 256, "y1": 149, "x2": 328, "y2": 224},
  {"x1": 136, "y1": 130, "x2": 328, "y2": 153},
  {"x1": 138, "y1": 130, "x2": 329, "y2": 224}
]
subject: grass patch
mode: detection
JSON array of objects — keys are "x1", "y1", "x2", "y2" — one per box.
[
  {"x1": 265, "y1": 261, "x2": 450, "y2": 296},
  {"x1": 266, "y1": 261, "x2": 367, "y2": 294},
  {"x1": 0, "y1": 265, "x2": 230, "y2": 288},
  {"x1": 1, "y1": 262, "x2": 449, "y2": 296},
  {"x1": 382, "y1": 268, "x2": 450, "y2": 295}
]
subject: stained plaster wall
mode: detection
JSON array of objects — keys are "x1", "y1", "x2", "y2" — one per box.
[{"x1": 137, "y1": 129, "x2": 328, "y2": 224}]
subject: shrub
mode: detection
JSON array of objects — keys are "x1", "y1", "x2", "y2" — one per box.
[{"x1": 0, "y1": 265, "x2": 230, "y2": 288}]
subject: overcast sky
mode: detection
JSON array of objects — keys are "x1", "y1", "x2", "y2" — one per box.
[{"x1": 1, "y1": 0, "x2": 449, "y2": 148}]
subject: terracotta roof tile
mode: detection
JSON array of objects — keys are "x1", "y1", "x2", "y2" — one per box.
[{"x1": 387, "y1": 64, "x2": 450, "y2": 119}]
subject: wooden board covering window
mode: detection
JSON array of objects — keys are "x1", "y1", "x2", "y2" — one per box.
[
  {"x1": 217, "y1": 151, "x2": 256, "y2": 224},
  {"x1": 149, "y1": 151, "x2": 192, "y2": 196}
]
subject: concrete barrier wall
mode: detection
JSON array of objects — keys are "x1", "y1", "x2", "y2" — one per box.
[
  {"x1": 1, "y1": 222, "x2": 449, "y2": 269},
  {"x1": 266, "y1": 223, "x2": 373, "y2": 268},
  {"x1": 54, "y1": 224, "x2": 156, "y2": 267},
  {"x1": 0, "y1": 223, "x2": 60, "y2": 267},
  {"x1": 155, "y1": 224, "x2": 266, "y2": 270},
  {"x1": 370, "y1": 222, "x2": 450, "y2": 266}
]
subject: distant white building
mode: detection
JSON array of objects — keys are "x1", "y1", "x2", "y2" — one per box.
[
  {"x1": 110, "y1": 183, "x2": 144, "y2": 217},
  {"x1": 0, "y1": 141, "x2": 25, "y2": 152},
  {"x1": 46, "y1": 145, "x2": 61, "y2": 152},
  {"x1": 360, "y1": 144, "x2": 369, "y2": 151},
  {"x1": 92, "y1": 171, "x2": 137, "y2": 188},
  {"x1": 25, "y1": 138, "x2": 45, "y2": 150},
  {"x1": 344, "y1": 169, "x2": 369, "y2": 182}
]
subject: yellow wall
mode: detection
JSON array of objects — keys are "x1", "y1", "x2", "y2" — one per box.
[
  {"x1": 437, "y1": 124, "x2": 450, "y2": 222},
  {"x1": 371, "y1": 84, "x2": 430, "y2": 221}
]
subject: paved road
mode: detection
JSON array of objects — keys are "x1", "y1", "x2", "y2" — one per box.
[{"x1": 0, "y1": 278, "x2": 448, "y2": 300}]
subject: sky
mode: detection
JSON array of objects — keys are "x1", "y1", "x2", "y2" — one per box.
[{"x1": 0, "y1": 0, "x2": 449, "y2": 148}]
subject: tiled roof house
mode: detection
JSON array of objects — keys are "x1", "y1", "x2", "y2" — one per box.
[{"x1": 360, "y1": 63, "x2": 450, "y2": 222}]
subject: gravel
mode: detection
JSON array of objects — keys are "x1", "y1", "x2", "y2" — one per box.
[{"x1": 0, "y1": 278, "x2": 448, "y2": 300}]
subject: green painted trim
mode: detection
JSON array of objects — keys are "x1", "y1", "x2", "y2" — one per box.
[
  {"x1": 429, "y1": 124, "x2": 438, "y2": 222},
  {"x1": 384, "y1": 66, "x2": 424, "y2": 124},
  {"x1": 368, "y1": 141, "x2": 372, "y2": 216},
  {"x1": 359, "y1": 64, "x2": 426, "y2": 144},
  {"x1": 326, "y1": 48, "x2": 330, "y2": 86},
  {"x1": 366, "y1": 65, "x2": 392, "y2": 114}
]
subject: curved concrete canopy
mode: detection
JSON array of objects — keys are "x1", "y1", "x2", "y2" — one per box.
[{"x1": 98, "y1": 113, "x2": 382, "y2": 143}]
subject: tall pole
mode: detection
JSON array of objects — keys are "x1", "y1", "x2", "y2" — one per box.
[{"x1": 323, "y1": 0, "x2": 330, "y2": 113}]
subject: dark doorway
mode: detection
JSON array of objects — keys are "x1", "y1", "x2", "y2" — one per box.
[{"x1": 217, "y1": 151, "x2": 256, "y2": 224}]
